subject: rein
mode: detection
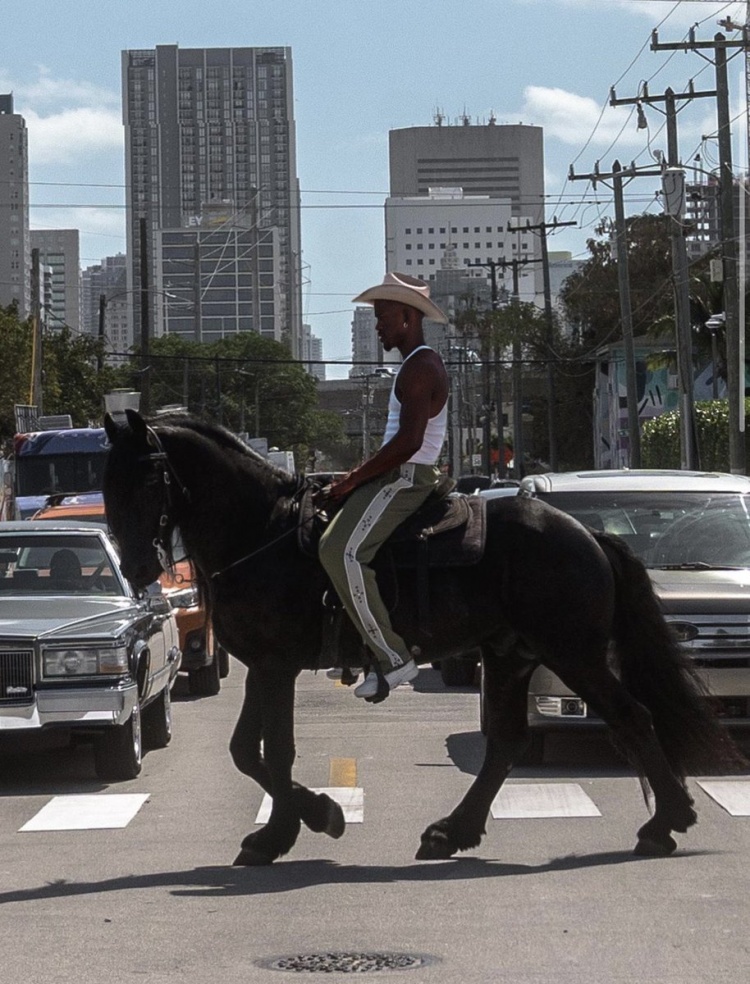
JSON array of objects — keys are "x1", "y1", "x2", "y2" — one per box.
[{"x1": 140, "y1": 424, "x2": 316, "y2": 582}]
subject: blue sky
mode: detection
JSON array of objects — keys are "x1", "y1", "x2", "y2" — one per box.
[{"x1": 2, "y1": 0, "x2": 748, "y2": 376}]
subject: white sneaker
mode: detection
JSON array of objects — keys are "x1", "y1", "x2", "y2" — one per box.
[
  {"x1": 353, "y1": 659, "x2": 419, "y2": 698},
  {"x1": 326, "y1": 667, "x2": 361, "y2": 680}
]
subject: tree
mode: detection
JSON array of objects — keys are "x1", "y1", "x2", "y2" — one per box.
[
  {"x1": 146, "y1": 332, "x2": 329, "y2": 466},
  {"x1": 0, "y1": 304, "x2": 33, "y2": 446}
]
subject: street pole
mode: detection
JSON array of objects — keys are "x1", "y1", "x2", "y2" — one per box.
[
  {"x1": 651, "y1": 28, "x2": 746, "y2": 471},
  {"x1": 569, "y1": 161, "x2": 663, "y2": 467},
  {"x1": 97, "y1": 294, "x2": 106, "y2": 374},
  {"x1": 508, "y1": 217, "x2": 577, "y2": 471},
  {"x1": 612, "y1": 161, "x2": 642, "y2": 468},
  {"x1": 611, "y1": 82, "x2": 716, "y2": 470}
]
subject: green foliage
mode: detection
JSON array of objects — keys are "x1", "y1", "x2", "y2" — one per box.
[
  {"x1": 146, "y1": 332, "x2": 326, "y2": 465},
  {"x1": 642, "y1": 399, "x2": 750, "y2": 471}
]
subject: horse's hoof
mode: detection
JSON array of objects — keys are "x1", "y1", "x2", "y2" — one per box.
[
  {"x1": 415, "y1": 838, "x2": 456, "y2": 861},
  {"x1": 633, "y1": 834, "x2": 677, "y2": 857},
  {"x1": 323, "y1": 799, "x2": 346, "y2": 839},
  {"x1": 233, "y1": 847, "x2": 276, "y2": 866}
]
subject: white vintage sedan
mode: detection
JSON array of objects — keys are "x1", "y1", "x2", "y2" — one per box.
[{"x1": 0, "y1": 521, "x2": 181, "y2": 780}]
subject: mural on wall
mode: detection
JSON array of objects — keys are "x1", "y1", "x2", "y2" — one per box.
[{"x1": 595, "y1": 346, "x2": 679, "y2": 469}]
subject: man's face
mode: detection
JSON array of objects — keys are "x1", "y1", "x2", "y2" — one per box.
[{"x1": 373, "y1": 300, "x2": 407, "y2": 352}]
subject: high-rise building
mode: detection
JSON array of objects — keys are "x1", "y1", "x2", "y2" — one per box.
[
  {"x1": 350, "y1": 305, "x2": 379, "y2": 377},
  {"x1": 384, "y1": 187, "x2": 536, "y2": 297},
  {"x1": 81, "y1": 254, "x2": 129, "y2": 361},
  {"x1": 0, "y1": 94, "x2": 30, "y2": 318},
  {"x1": 301, "y1": 322, "x2": 325, "y2": 380},
  {"x1": 30, "y1": 229, "x2": 81, "y2": 332},
  {"x1": 389, "y1": 120, "x2": 545, "y2": 294},
  {"x1": 122, "y1": 45, "x2": 302, "y2": 354}
]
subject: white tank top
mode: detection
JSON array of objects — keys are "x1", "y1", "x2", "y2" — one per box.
[{"x1": 381, "y1": 345, "x2": 448, "y2": 465}]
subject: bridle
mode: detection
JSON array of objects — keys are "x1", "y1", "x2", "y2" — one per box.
[
  {"x1": 136, "y1": 424, "x2": 316, "y2": 582},
  {"x1": 138, "y1": 425, "x2": 191, "y2": 574}
]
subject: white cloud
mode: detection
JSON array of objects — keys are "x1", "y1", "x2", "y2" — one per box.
[
  {"x1": 0, "y1": 66, "x2": 119, "y2": 109},
  {"x1": 521, "y1": 85, "x2": 639, "y2": 147},
  {"x1": 23, "y1": 106, "x2": 123, "y2": 165}
]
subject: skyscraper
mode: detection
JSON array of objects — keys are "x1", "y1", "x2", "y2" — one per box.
[
  {"x1": 0, "y1": 94, "x2": 30, "y2": 318},
  {"x1": 122, "y1": 45, "x2": 302, "y2": 355},
  {"x1": 30, "y1": 229, "x2": 81, "y2": 332},
  {"x1": 389, "y1": 120, "x2": 545, "y2": 294}
]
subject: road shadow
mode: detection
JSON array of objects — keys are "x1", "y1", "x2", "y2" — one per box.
[{"x1": 0, "y1": 847, "x2": 715, "y2": 906}]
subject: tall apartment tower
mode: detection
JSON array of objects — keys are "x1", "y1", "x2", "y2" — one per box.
[
  {"x1": 30, "y1": 229, "x2": 81, "y2": 332},
  {"x1": 389, "y1": 120, "x2": 545, "y2": 293},
  {"x1": 122, "y1": 45, "x2": 303, "y2": 355},
  {"x1": 0, "y1": 94, "x2": 30, "y2": 318},
  {"x1": 81, "y1": 253, "x2": 128, "y2": 361},
  {"x1": 350, "y1": 305, "x2": 379, "y2": 377}
]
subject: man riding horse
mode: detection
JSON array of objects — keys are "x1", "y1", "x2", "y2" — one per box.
[{"x1": 319, "y1": 272, "x2": 450, "y2": 699}]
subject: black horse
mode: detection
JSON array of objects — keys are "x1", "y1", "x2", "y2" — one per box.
[{"x1": 103, "y1": 410, "x2": 742, "y2": 865}]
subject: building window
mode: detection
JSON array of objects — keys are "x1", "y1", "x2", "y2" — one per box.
[
  {"x1": 405, "y1": 228, "x2": 411, "y2": 234},
  {"x1": 462, "y1": 227, "x2": 468, "y2": 233}
]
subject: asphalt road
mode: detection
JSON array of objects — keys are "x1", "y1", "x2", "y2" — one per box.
[{"x1": 1, "y1": 662, "x2": 749, "y2": 984}]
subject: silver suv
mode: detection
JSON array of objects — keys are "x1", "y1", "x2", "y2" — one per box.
[{"x1": 512, "y1": 470, "x2": 750, "y2": 762}]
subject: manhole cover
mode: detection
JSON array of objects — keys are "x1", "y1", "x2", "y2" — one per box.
[{"x1": 262, "y1": 951, "x2": 431, "y2": 973}]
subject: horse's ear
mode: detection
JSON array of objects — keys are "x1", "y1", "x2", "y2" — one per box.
[
  {"x1": 124, "y1": 408, "x2": 149, "y2": 443},
  {"x1": 103, "y1": 412, "x2": 120, "y2": 444}
]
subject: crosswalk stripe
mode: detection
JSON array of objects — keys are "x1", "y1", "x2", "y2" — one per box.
[
  {"x1": 255, "y1": 787, "x2": 364, "y2": 824},
  {"x1": 696, "y1": 780, "x2": 750, "y2": 816},
  {"x1": 491, "y1": 783, "x2": 601, "y2": 819},
  {"x1": 19, "y1": 794, "x2": 150, "y2": 832}
]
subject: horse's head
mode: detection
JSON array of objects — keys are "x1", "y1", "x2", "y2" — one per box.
[{"x1": 103, "y1": 409, "x2": 174, "y2": 588}]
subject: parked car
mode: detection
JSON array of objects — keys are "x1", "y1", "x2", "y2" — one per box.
[
  {"x1": 0, "y1": 520, "x2": 181, "y2": 780},
  {"x1": 32, "y1": 494, "x2": 228, "y2": 696},
  {"x1": 480, "y1": 469, "x2": 750, "y2": 761}
]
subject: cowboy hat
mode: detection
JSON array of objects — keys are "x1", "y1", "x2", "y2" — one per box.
[{"x1": 352, "y1": 272, "x2": 448, "y2": 324}]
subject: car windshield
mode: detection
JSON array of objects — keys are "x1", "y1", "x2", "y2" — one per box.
[
  {"x1": 0, "y1": 533, "x2": 125, "y2": 595},
  {"x1": 538, "y1": 491, "x2": 750, "y2": 569}
]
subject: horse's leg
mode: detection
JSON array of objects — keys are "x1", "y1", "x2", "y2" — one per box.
[
  {"x1": 551, "y1": 655, "x2": 696, "y2": 856},
  {"x1": 229, "y1": 664, "x2": 345, "y2": 843},
  {"x1": 417, "y1": 643, "x2": 536, "y2": 860}
]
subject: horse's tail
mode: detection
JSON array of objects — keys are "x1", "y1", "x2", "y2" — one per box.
[{"x1": 592, "y1": 529, "x2": 746, "y2": 775}]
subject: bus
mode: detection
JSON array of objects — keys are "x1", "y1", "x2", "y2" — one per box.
[{"x1": 12, "y1": 427, "x2": 110, "y2": 519}]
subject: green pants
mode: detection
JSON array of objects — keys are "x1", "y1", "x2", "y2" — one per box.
[{"x1": 319, "y1": 462, "x2": 440, "y2": 672}]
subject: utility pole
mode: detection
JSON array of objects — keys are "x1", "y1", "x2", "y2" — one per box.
[
  {"x1": 507, "y1": 217, "x2": 577, "y2": 471},
  {"x1": 610, "y1": 82, "x2": 716, "y2": 470},
  {"x1": 569, "y1": 161, "x2": 662, "y2": 467},
  {"x1": 97, "y1": 293, "x2": 107, "y2": 374},
  {"x1": 466, "y1": 260, "x2": 502, "y2": 475},
  {"x1": 652, "y1": 28, "x2": 746, "y2": 472}
]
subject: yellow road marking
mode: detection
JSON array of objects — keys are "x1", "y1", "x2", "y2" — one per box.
[{"x1": 329, "y1": 757, "x2": 357, "y2": 787}]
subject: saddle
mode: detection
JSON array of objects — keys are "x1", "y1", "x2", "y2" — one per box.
[
  {"x1": 299, "y1": 475, "x2": 488, "y2": 677},
  {"x1": 297, "y1": 474, "x2": 487, "y2": 568}
]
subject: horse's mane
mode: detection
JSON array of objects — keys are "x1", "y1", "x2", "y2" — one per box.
[{"x1": 153, "y1": 414, "x2": 296, "y2": 483}]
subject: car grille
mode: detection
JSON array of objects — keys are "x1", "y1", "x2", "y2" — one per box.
[
  {"x1": 667, "y1": 615, "x2": 750, "y2": 666},
  {"x1": 0, "y1": 649, "x2": 34, "y2": 705}
]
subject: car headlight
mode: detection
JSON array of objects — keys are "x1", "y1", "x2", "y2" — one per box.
[
  {"x1": 167, "y1": 586, "x2": 199, "y2": 609},
  {"x1": 43, "y1": 646, "x2": 130, "y2": 677}
]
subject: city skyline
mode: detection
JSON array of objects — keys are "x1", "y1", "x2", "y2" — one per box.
[{"x1": 2, "y1": 0, "x2": 748, "y2": 377}]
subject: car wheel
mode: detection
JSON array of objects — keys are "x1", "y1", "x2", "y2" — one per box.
[
  {"x1": 218, "y1": 645, "x2": 230, "y2": 679},
  {"x1": 142, "y1": 685, "x2": 173, "y2": 749},
  {"x1": 188, "y1": 650, "x2": 221, "y2": 697},
  {"x1": 93, "y1": 702, "x2": 143, "y2": 781},
  {"x1": 440, "y1": 655, "x2": 477, "y2": 687}
]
